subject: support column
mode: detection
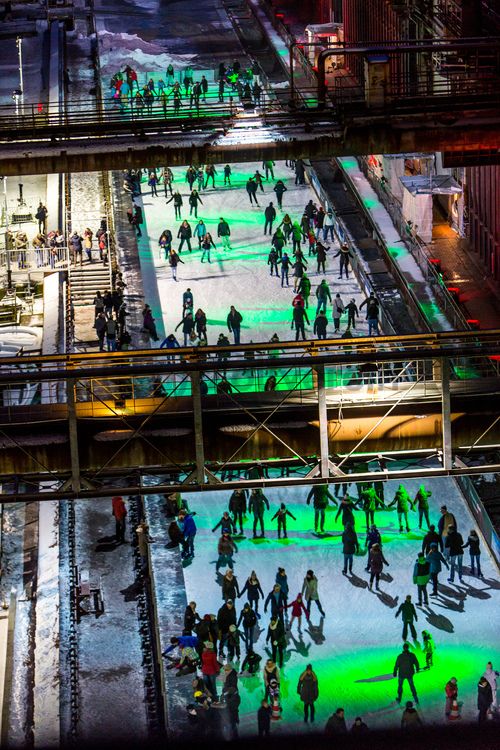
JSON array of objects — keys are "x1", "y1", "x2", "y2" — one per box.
[
  {"x1": 316, "y1": 365, "x2": 330, "y2": 478},
  {"x1": 190, "y1": 371, "x2": 206, "y2": 484},
  {"x1": 67, "y1": 379, "x2": 81, "y2": 493},
  {"x1": 441, "y1": 357, "x2": 452, "y2": 470}
]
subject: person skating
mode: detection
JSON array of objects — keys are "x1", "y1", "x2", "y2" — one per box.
[
  {"x1": 257, "y1": 699, "x2": 272, "y2": 737},
  {"x1": 342, "y1": 522, "x2": 360, "y2": 575},
  {"x1": 422, "y1": 524, "x2": 443, "y2": 554},
  {"x1": 184, "y1": 601, "x2": 201, "y2": 634},
  {"x1": 262, "y1": 160, "x2": 275, "y2": 180},
  {"x1": 112, "y1": 496, "x2": 127, "y2": 543},
  {"x1": 463, "y1": 529, "x2": 483, "y2": 577},
  {"x1": 395, "y1": 595, "x2": 418, "y2": 640},
  {"x1": 350, "y1": 716, "x2": 369, "y2": 734},
  {"x1": 228, "y1": 489, "x2": 247, "y2": 535},
  {"x1": 344, "y1": 298, "x2": 359, "y2": 330},
  {"x1": 332, "y1": 293, "x2": 345, "y2": 332},
  {"x1": 166, "y1": 190, "x2": 183, "y2": 220},
  {"x1": 271, "y1": 503, "x2": 296, "y2": 539},
  {"x1": 368, "y1": 542, "x2": 389, "y2": 590},
  {"x1": 246, "y1": 177, "x2": 259, "y2": 205},
  {"x1": 333, "y1": 243, "x2": 354, "y2": 279},
  {"x1": 438, "y1": 505, "x2": 457, "y2": 558},
  {"x1": 158, "y1": 228, "x2": 173, "y2": 259},
  {"x1": 483, "y1": 661, "x2": 499, "y2": 710},
  {"x1": 216, "y1": 532, "x2": 238, "y2": 572},
  {"x1": 200, "y1": 232, "x2": 216, "y2": 263},
  {"x1": 175, "y1": 312, "x2": 195, "y2": 346},
  {"x1": 286, "y1": 593, "x2": 308, "y2": 631},
  {"x1": 302, "y1": 569, "x2": 325, "y2": 617},
  {"x1": 315, "y1": 279, "x2": 332, "y2": 315},
  {"x1": 239, "y1": 570, "x2": 264, "y2": 614},
  {"x1": 426, "y1": 542, "x2": 449, "y2": 595},
  {"x1": 268, "y1": 247, "x2": 279, "y2": 276},
  {"x1": 266, "y1": 616, "x2": 286, "y2": 667},
  {"x1": 253, "y1": 170, "x2": 265, "y2": 193},
  {"x1": 227, "y1": 306, "x2": 243, "y2": 345},
  {"x1": 325, "y1": 708, "x2": 347, "y2": 735},
  {"x1": 401, "y1": 701, "x2": 422, "y2": 729},
  {"x1": 422, "y1": 630, "x2": 435, "y2": 669},
  {"x1": 217, "y1": 600, "x2": 237, "y2": 657},
  {"x1": 241, "y1": 647, "x2": 262, "y2": 676},
  {"x1": 273, "y1": 179, "x2": 287, "y2": 209},
  {"x1": 217, "y1": 217, "x2": 231, "y2": 250},
  {"x1": 314, "y1": 310, "x2": 328, "y2": 340},
  {"x1": 221, "y1": 568, "x2": 240, "y2": 601},
  {"x1": 277, "y1": 251, "x2": 291, "y2": 287},
  {"x1": 414, "y1": 484, "x2": 432, "y2": 529},
  {"x1": 446, "y1": 525, "x2": 464, "y2": 583},
  {"x1": 182, "y1": 287, "x2": 194, "y2": 315},
  {"x1": 168, "y1": 248, "x2": 184, "y2": 281},
  {"x1": 237, "y1": 602, "x2": 257, "y2": 651},
  {"x1": 275, "y1": 567, "x2": 289, "y2": 607},
  {"x1": 445, "y1": 676, "x2": 458, "y2": 718},
  {"x1": 389, "y1": 484, "x2": 414, "y2": 532},
  {"x1": 177, "y1": 219, "x2": 192, "y2": 253},
  {"x1": 178, "y1": 509, "x2": 197, "y2": 559},
  {"x1": 291, "y1": 221, "x2": 302, "y2": 253},
  {"x1": 393, "y1": 642, "x2": 419, "y2": 704},
  {"x1": 204, "y1": 164, "x2": 217, "y2": 189},
  {"x1": 292, "y1": 256, "x2": 308, "y2": 292},
  {"x1": 188, "y1": 189, "x2": 203, "y2": 218},
  {"x1": 335, "y1": 495, "x2": 358, "y2": 529},
  {"x1": 365, "y1": 523, "x2": 381, "y2": 571},
  {"x1": 162, "y1": 166, "x2": 174, "y2": 196},
  {"x1": 201, "y1": 642, "x2": 220, "y2": 700},
  {"x1": 249, "y1": 488, "x2": 270, "y2": 538},
  {"x1": 291, "y1": 303, "x2": 309, "y2": 341},
  {"x1": 226, "y1": 624, "x2": 242, "y2": 662},
  {"x1": 223, "y1": 164, "x2": 232, "y2": 185},
  {"x1": 478, "y1": 676, "x2": 493, "y2": 722},
  {"x1": 263, "y1": 659, "x2": 280, "y2": 701},
  {"x1": 297, "y1": 274, "x2": 311, "y2": 307},
  {"x1": 358, "y1": 484, "x2": 384, "y2": 530},
  {"x1": 413, "y1": 552, "x2": 431, "y2": 605},
  {"x1": 252, "y1": 80, "x2": 262, "y2": 105},
  {"x1": 297, "y1": 664, "x2": 319, "y2": 723},
  {"x1": 264, "y1": 583, "x2": 286, "y2": 623}
]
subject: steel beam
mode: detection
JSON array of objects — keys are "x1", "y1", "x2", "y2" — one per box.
[{"x1": 441, "y1": 357, "x2": 453, "y2": 471}]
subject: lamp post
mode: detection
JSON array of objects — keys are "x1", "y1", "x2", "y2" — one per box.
[
  {"x1": 3, "y1": 177, "x2": 12, "y2": 292},
  {"x1": 16, "y1": 36, "x2": 24, "y2": 115}
]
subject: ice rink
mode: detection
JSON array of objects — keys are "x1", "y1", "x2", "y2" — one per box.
[
  {"x1": 133, "y1": 160, "x2": 372, "y2": 345},
  {"x1": 154, "y1": 476, "x2": 500, "y2": 735}
]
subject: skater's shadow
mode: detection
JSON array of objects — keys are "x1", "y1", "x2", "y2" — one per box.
[
  {"x1": 287, "y1": 632, "x2": 311, "y2": 658},
  {"x1": 376, "y1": 591, "x2": 399, "y2": 609},
  {"x1": 120, "y1": 579, "x2": 143, "y2": 601},
  {"x1": 355, "y1": 673, "x2": 394, "y2": 683},
  {"x1": 438, "y1": 584, "x2": 467, "y2": 601},
  {"x1": 380, "y1": 572, "x2": 394, "y2": 583},
  {"x1": 482, "y1": 577, "x2": 500, "y2": 590},
  {"x1": 95, "y1": 535, "x2": 120, "y2": 552},
  {"x1": 348, "y1": 574, "x2": 368, "y2": 589},
  {"x1": 182, "y1": 557, "x2": 193, "y2": 569},
  {"x1": 434, "y1": 595, "x2": 464, "y2": 613},
  {"x1": 423, "y1": 606, "x2": 454, "y2": 632},
  {"x1": 305, "y1": 616, "x2": 325, "y2": 645},
  {"x1": 462, "y1": 585, "x2": 491, "y2": 600}
]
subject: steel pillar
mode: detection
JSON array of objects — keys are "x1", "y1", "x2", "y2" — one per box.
[
  {"x1": 66, "y1": 378, "x2": 81, "y2": 493},
  {"x1": 441, "y1": 357, "x2": 452, "y2": 471},
  {"x1": 316, "y1": 366, "x2": 330, "y2": 478}
]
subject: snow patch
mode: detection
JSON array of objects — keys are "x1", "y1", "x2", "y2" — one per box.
[{"x1": 98, "y1": 30, "x2": 195, "y2": 77}]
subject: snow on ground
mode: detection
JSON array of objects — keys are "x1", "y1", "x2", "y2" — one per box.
[
  {"x1": 135, "y1": 160, "x2": 371, "y2": 347},
  {"x1": 99, "y1": 29, "x2": 195, "y2": 79},
  {"x1": 150, "y1": 476, "x2": 500, "y2": 736}
]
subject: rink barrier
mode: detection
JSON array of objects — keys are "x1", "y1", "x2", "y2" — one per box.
[{"x1": 455, "y1": 474, "x2": 500, "y2": 571}]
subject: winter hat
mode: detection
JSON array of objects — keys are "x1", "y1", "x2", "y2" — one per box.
[
  {"x1": 204, "y1": 641, "x2": 214, "y2": 649},
  {"x1": 430, "y1": 542, "x2": 438, "y2": 548},
  {"x1": 226, "y1": 599, "x2": 233, "y2": 605},
  {"x1": 405, "y1": 701, "x2": 413, "y2": 708},
  {"x1": 229, "y1": 625, "x2": 237, "y2": 633}
]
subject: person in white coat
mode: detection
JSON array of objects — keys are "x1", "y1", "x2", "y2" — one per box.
[
  {"x1": 332, "y1": 293, "x2": 345, "y2": 332},
  {"x1": 483, "y1": 661, "x2": 499, "y2": 709}
]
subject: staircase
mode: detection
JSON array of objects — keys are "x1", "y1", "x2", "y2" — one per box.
[{"x1": 69, "y1": 263, "x2": 111, "y2": 306}]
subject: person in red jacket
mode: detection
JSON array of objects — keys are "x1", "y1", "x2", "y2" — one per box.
[
  {"x1": 286, "y1": 593, "x2": 309, "y2": 632},
  {"x1": 112, "y1": 496, "x2": 127, "y2": 543},
  {"x1": 201, "y1": 641, "x2": 220, "y2": 700}
]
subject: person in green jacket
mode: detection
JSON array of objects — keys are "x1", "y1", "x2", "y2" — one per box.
[
  {"x1": 412, "y1": 552, "x2": 430, "y2": 605},
  {"x1": 389, "y1": 484, "x2": 415, "y2": 533},
  {"x1": 297, "y1": 274, "x2": 311, "y2": 308},
  {"x1": 249, "y1": 489, "x2": 270, "y2": 539},
  {"x1": 395, "y1": 594, "x2": 418, "y2": 640},
  {"x1": 414, "y1": 485, "x2": 432, "y2": 530},
  {"x1": 306, "y1": 484, "x2": 337, "y2": 533},
  {"x1": 358, "y1": 484, "x2": 385, "y2": 531}
]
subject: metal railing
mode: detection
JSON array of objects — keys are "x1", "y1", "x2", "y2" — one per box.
[{"x1": 0, "y1": 244, "x2": 69, "y2": 273}]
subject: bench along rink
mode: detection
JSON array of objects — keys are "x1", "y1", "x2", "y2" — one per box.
[{"x1": 160, "y1": 476, "x2": 500, "y2": 735}]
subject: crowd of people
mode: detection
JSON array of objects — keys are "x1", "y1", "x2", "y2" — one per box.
[
  {"x1": 139, "y1": 481, "x2": 499, "y2": 738},
  {"x1": 123, "y1": 160, "x2": 382, "y2": 354},
  {"x1": 109, "y1": 60, "x2": 264, "y2": 116}
]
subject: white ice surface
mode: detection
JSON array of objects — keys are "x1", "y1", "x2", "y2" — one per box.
[
  {"x1": 135, "y1": 160, "x2": 372, "y2": 346},
  {"x1": 171, "y1": 477, "x2": 500, "y2": 735}
]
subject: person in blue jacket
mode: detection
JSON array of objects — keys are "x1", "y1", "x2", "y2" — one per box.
[{"x1": 179, "y1": 510, "x2": 197, "y2": 559}]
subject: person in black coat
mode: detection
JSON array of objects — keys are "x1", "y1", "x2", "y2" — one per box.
[
  {"x1": 341, "y1": 522, "x2": 359, "y2": 575},
  {"x1": 184, "y1": 601, "x2": 201, "y2": 634},
  {"x1": 217, "y1": 600, "x2": 237, "y2": 656},
  {"x1": 445, "y1": 526, "x2": 464, "y2": 583},
  {"x1": 477, "y1": 676, "x2": 493, "y2": 722},
  {"x1": 463, "y1": 529, "x2": 482, "y2": 577},
  {"x1": 273, "y1": 180, "x2": 287, "y2": 209},
  {"x1": 313, "y1": 310, "x2": 328, "y2": 340},
  {"x1": 422, "y1": 524, "x2": 443, "y2": 554},
  {"x1": 264, "y1": 202, "x2": 277, "y2": 235},
  {"x1": 393, "y1": 643, "x2": 419, "y2": 704},
  {"x1": 257, "y1": 699, "x2": 272, "y2": 736},
  {"x1": 228, "y1": 489, "x2": 247, "y2": 535},
  {"x1": 237, "y1": 602, "x2": 258, "y2": 651},
  {"x1": 264, "y1": 583, "x2": 286, "y2": 622}
]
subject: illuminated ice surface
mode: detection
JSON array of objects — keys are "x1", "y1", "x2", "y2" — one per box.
[
  {"x1": 133, "y1": 160, "x2": 372, "y2": 345},
  {"x1": 157, "y1": 476, "x2": 500, "y2": 735}
]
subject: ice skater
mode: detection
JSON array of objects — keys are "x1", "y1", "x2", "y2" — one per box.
[
  {"x1": 342, "y1": 522, "x2": 360, "y2": 575},
  {"x1": 228, "y1": 489, "x2": 247, "y2": 535},
  {"x1": 395, "y1": 595, "x2": 418, "y2": 640},
  {"x1": 358, "y1": 484, "x2": 384, "y2": 530},
  {"x1": 483, "y1": 661, "x2": 499, "y2": 710},
  {"x1": 239, "y1": 570, "x2": 264, "y2": 614},
  {"x1": 412, "y1": 552, "x2": 431, "y2": 605},
  {"x1": 249, "y1": 489, "x2": 270, "y2": 538},
  {"x1": 264, "y1": 583, "x2": 286, "y2": 623},
  {"x1": 463, "y1": 529, "x2": 483, "y2": 577},
  {"x1": 426, "y1": 542, "x2": 449, "y2": 596},
  {"x1": 286, "y1": 593, "x2": 308, "y2": 631},
  {"x1": 266, "y1": 616, "x2": 286, "y2": 667},
  {"x1": 271, "y1": 503, "x2": 296, "y2": 539},
  {"x1": 215, "y1": 532, "x2": 238, "y2": 572},
  {"x1": 297, "y1": 664, "x2": 319, "y2": 724},
  {"x1": 393, "y1": 643, "x2": 419, "y2": 704},
  {"x1": 237, "y1": 602, "x2": 258, "y2": 651},
  {"x1": 445, "y1": 677, "x2": 458, "y2": 718},
  {"x1": 368, "y1": 542, "x2": 389, "y2": 590},
  {"x1": 302, "y1": 570, "x2": 325, "y2": 617},
  {"x1": 414, "y1": 484, "x2": 432, "y2": 529},
  {"x1": 306, "y1": 484, "x2": 337, "y2": 533},
  {"x1": 389, "y1": 484, "x2": 414, "y2": 533},
  {"x1": 422, "y1": 630, "x2": 435, "y2": 669}
]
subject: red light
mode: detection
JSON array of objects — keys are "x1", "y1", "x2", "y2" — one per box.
[
  {"x1": 429, "y1": 258, "x2": 441, "y2": 271},
  {"x1": 275, "y1": 12, "x2": 285, "y2": 19},
  {"x1": 467, "y1": 319, "x2": 480, "y2": 330},
  {"x1": 446, "y1": 286, "x2": 460, "y2": 302}
]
